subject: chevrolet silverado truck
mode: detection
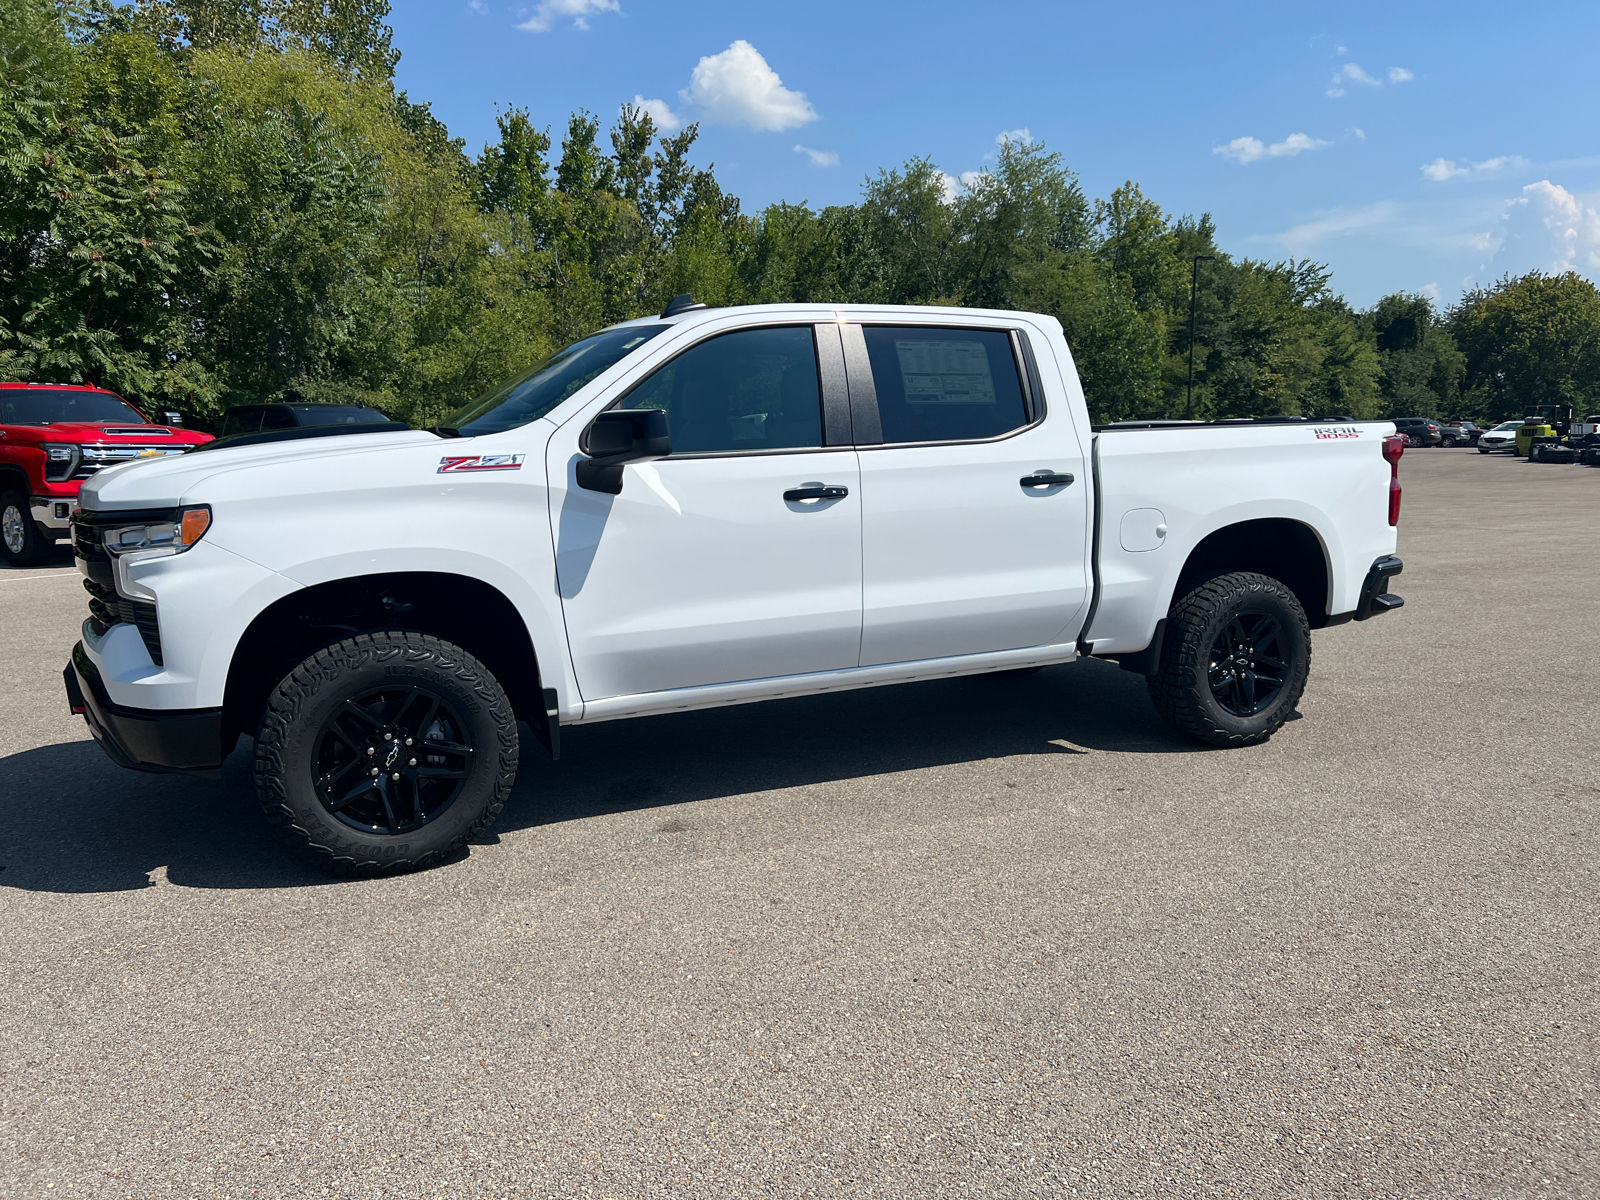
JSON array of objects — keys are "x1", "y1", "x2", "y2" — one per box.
[
  {"x1": 1, "y1": 382, "x2": 212, "y2": 566},
  {"x1": 62, "y1": 301, "x2": 1407, "y2": 875}
]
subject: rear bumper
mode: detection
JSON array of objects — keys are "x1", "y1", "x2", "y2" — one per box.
[
  {"x1": 64, "y1": 642, "x2": 225, "y2": 777},
  {"x1": 1354, "y1": 555, "x2": 1404, "y2": 620}
]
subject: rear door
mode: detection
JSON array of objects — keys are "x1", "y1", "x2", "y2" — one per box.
[
  {"x1": 551, "y1": 322, "x2": 863, "y2": 701},
  {"x1": 844, "y1": 321, "x2": 1091, "y2": 666}
]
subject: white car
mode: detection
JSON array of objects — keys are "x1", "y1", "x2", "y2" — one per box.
[
  {"x1": 1478, "y1": 420, "x2": 1522, "y2": 452},
  {"x1": 64, "y1": 301, "x2": 1407, "y2": 875}
]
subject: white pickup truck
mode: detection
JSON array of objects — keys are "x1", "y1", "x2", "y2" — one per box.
[{"x1": 64, "y1": 301, "x2": 1406, "y2": 874}]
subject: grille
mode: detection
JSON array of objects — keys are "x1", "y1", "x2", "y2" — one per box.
[
  {"x1": 73, "y1": 518, "x2": 164, "y2": 666},
  {"x1": 73, "y1": 445, "x2": 187, "y2": 481}
]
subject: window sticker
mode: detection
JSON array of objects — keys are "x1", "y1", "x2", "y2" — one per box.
[{"x1": 894, "y1": 339, "x2": 997, "y2": 406}]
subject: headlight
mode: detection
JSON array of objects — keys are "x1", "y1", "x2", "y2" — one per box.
[
  {"x1": 104, "y1": 506, "x2": 211, "y2": 556},
  {"x1": 42, "y1": 443, "x2": 80, "y2": 483}
]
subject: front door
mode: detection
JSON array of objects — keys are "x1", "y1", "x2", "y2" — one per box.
[
  {"x1": 850, "y1": 323, "x2": 1091, "y2": 665},
  {"x1": 551, "y1": 324, "x2": 863, "y2": 701}
]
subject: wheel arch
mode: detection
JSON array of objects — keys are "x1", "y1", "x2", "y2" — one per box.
[
  {"x1": 223, "y1": 571, "x2": 547, "y2": 750},
  {"x1": 1173, "y1": 517, "x2": 1332, "y2": 629}
]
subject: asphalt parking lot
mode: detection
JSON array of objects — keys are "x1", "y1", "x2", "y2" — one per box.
[{"x1": 1, "y1": 448, "x2": 1595, "y2": 1199}]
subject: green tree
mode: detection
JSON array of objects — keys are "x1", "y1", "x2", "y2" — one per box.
[{"x1": 1449, "y1": 271, "x2": 1600, "y2": 420}]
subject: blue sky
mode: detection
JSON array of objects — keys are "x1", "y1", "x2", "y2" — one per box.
[{"x1": 389, "y1": 0, "x2": 1600, "y2": 308}]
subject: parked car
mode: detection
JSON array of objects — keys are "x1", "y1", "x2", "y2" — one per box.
[
  {"x1": 1477, "y1": 420, "x2": 1524, "y2": 453},
  {"x1": 1392, "y1": 417, "x2": 1443, "y2": 447},
  {"x1": 65, "y1": 300, "x2": 1406, "y2": 875},
  {"x1": 0, "y1": 383, "x2": 212, "y2": 567},
  {"x1": 217, "y1": 403, "x2": 397, "y2": 440},
  {"x1": 1440, "y1": 421, "x2": 1482, "y2": 447}
]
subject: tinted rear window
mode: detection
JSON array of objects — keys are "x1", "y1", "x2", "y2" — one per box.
[{"x1": 862, "y1": 327, "x2": 1029, "y2": 444}]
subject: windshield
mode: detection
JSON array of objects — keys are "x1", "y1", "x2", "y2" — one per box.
[
  {"x1": 443, "y1": 325, "x2": 670, "y2": 436},
  {"x1": 0, "y1": 388, "x2": 149, "y2": 426},
  {"x1": 1494, "y1": 421, "x2": 1522, "y2": 430},
  {"x1": 290, "y1": 406, "x2": 392, "y2": 426}
]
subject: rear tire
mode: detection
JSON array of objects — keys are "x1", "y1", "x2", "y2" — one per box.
[
  {"x1": 1147, "y1": 572, "x2": 1311, "y2": 748},
  {"x1": 254, "y1": 631, "x2": 518, "y2": 876},
  {"x1": 0, "y1": 490, "x2": 47, "y2": 567}
]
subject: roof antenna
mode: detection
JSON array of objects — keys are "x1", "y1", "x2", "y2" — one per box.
[{"x1": 661, "y1": 293, "x2": 708, "y2": 318}]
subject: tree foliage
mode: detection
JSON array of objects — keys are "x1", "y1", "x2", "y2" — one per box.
[{"x1": 3, "y1": 0, "x2": 1592, "y2": 428}]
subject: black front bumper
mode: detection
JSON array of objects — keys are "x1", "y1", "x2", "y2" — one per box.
[{"x1": 64, "y1": 642, "x2": 225, "y2": 777}]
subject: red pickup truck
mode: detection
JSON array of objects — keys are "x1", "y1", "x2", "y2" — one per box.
[{"x1": 0, "y1": 382, "x2": 213, "y2": 566}]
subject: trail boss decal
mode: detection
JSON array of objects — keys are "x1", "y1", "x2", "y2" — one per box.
[
  {"x1": 438, "y1": 454, "x2": 524, "y2": 473},
  {"x1": 1313, "y1": 426, "x2": 1361, "y2": 439}
]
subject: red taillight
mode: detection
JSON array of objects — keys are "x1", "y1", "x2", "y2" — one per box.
[{"x1": 1383, "y1": 434, "x2": 1404, "y2": 526}]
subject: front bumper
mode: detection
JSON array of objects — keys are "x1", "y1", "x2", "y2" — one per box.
[
  {"x1": 64, "y1": 642, "x2": 225, "y2": 777},
  {"x1": 30, "y1": 496, "x2": 74, "y2": 535}
]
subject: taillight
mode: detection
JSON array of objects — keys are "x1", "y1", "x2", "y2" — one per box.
[{"x1": 1382, "y1": 434, "x2": 1404, "y2": 526}]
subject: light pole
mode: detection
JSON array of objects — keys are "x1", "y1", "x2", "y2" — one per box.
[{"x1": 1187, "y1": 255, "x2": 1214, "y2": 419}]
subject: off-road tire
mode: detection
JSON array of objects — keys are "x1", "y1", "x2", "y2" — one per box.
[
  {"x1": 254, "y1": 631, "x2": 518, "y2": 876},
  {"x1": 1, "y1": 489, "x2": 47, "y2": 567},
  {"x1": 1147, "y1": 571, "x2": 1311, "y2": 748}
]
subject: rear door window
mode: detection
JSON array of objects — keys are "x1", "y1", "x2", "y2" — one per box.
[
  {"x1": 861, "y1": 327, "x2": 1030, "y2": 444},
  {"x1": 622, "y1": 326, "x2": 823, "y2": 455}
]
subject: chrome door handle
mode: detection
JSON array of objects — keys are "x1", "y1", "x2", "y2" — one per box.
[
  {"x1": 783, "y1": 484, "x2": 849, "y2": 502},
  {"x1": 1020, "y1": 472, "x2": 1074, "y2": 489}
]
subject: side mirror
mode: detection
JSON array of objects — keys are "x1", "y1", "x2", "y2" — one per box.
[
  {"x1": 576, "y1": 408, "x2": 672, "y2": 494},
  {"x1": 163, "y1": 411, "x2": 184, "y2": 427}
]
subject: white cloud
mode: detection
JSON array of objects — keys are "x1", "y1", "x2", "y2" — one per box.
[
  {"x1": 1488, "y1": 180, "x2": 1600, "y2": 275},
  {"x1": 1349, "y1": 127, "x2": 1366, "y2": 140},
  {"x1": 467, "y1": 0, "x2": 487, "y2": 12},
  {"x1": 631, "y1": 95, "x2": 681, "y2": 133},
  {"x1": 517, "y1": 0, "x2": 618, "y2": 32},
  {"x1": 995, "y1": 127, "x2": 1032, "y2": 146},
  {"x1": 1422, "y1": 155, "x2": 1530, "y2": 182},
  {"x1": 1388, "y1": 66, "x2": 1414, "y2": 83},
  {"x1": 793, "y1": 144, "x2": 838, "y2": 167},
  {"x1": 1215, "y1": 132, "x2": 1332, "y2": 165},
  {"x1": 937, "y1": 172, "x2": 960, "y2": 204},
  {"x1": 1420, "y1": 281, "x2": 1440, "y2": 300},
  {"x1": 679, "y1": 40, "x2": 817, "y2": 131},
  {"x1": 1332, "y1": 62, "x2": 1382, "y2": 93}
]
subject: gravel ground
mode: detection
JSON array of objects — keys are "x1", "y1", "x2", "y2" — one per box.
[{"x1": 0, "y1": 448, "x2": 1594, "y2": 1199}]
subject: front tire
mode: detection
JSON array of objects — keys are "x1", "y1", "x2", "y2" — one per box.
[
  {"x1": 1, "y1": 490, "x2": 47, "y2": 567},
  {"x1": 1478, "y1": 446, "x2": 1491, "y2": 454},
  {"x1": 1147, "y1": 572, "x2": 1311, "y2": 748},
  {"x1": 254, "y1": 631, "x2": 518, "y2": 876}
]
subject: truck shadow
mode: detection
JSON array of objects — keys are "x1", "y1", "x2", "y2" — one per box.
[{"x1": 0, "y1": 658, "x2": 1193, "y2": 894}]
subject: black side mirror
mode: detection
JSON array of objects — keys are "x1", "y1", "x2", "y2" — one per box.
[
  {"x1": 163, "y1": 411, "x2": 184, "y2": 427},
  {"x1": 576, "y1": 408, "x2": 672, "y2": 494}
]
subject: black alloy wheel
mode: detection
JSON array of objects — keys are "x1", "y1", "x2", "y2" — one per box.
[
  {"x1": 1205, "y1": 612, "x2": 1289, "y2": 718},
  {"x1": 313, "y1": 684, "x2": 473, "y2": 835},
  {"x1": 254, "y1": 631, "x2": 518, "y2": 875},
  {"x1": 1147, "y1": 571, "x2": 1311, "y2": 747}
]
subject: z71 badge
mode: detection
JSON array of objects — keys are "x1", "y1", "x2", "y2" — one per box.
[{"x1": 438, "y1": 454, "x2": 524, "y2": 473}]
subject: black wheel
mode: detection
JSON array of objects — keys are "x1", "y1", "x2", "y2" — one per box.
[
  {"x1": 1147, "y1": 572, "x2": 1311, "y2": 748},
  {"x1": 1, "y1": 489, "x2": 47, "y2": 567},
  {"x1": 1478, "y1": 446, "x2": 1490, "y2": 454},
  {"x1": 254, "y1": 631, "x2": 518, "y2": 875}
]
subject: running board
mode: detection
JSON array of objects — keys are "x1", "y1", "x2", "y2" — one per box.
[{"x1": 574, "y1": 642, "x2": 1081, "y2": 725}]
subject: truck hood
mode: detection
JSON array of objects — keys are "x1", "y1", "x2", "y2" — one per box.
[
  {"x1": 81, "y1": 428, "x2": 444, "y2": 510},
  {"x1": 2, "y1": 420, "x2": 211, "y2": 445}
]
